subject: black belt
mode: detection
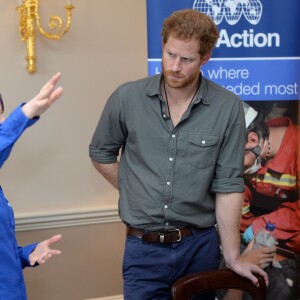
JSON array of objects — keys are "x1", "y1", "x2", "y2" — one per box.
[{"x1": 126, "y1": 226, "x2": 194, "y2": 244}]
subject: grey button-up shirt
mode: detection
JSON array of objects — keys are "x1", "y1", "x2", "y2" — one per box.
[{"x1": 89, "y1": 74, "x2": 245, "y2": 231}]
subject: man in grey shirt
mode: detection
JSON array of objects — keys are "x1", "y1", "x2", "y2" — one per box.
[{"x1": 89, "y1": 9, "x2": 267, "y2": 300}]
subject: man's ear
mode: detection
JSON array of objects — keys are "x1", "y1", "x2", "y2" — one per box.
[
  {"x1": 246, "y1": 132, "x2": 259, "y2": 148},
  {"x1": 200, "y1": 52, "x2": 211, "y2": 66}
]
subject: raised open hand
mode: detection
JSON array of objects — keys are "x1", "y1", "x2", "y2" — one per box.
[{"x1": 22, "y1": 72, "x2": 63, "y2": 119}]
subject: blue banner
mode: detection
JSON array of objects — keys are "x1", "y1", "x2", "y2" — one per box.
[
  {"x1": 147, "y1": 0, "x2": 300, "y2": 101},
  {"x1": 146, "y1": 3, "x2": 299, "y2": 292}
]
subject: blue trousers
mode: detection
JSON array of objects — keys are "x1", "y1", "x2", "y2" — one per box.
[{"x1": 123, "y1": 226, "x2": 220, "y2": 300}]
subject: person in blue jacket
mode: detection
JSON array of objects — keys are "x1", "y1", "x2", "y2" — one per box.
[{"x1": 0, "y1": 72, "x2": 64, "y2": 300}]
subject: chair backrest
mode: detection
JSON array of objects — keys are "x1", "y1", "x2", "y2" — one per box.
[{"x1": 171, "y1": 268, "x2": 266, "y2": 300}]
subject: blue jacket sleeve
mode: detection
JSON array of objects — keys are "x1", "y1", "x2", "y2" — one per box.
[
  {"x1": 0, "y1": 104, "x2": 39, "y2": 168},
  {"x1": 18, "y1": 243, "x2": 39, "y2": 269}
]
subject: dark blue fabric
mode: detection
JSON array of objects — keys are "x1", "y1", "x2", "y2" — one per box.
[
  {"x1": 123, "y1": 226, "x2": 220, "y2": 300},
  {"x1": 0, "y1": 105, "x2": 38, "y2": 300}
]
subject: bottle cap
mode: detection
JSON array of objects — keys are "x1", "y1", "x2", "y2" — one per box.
[{"x1": 266, "y1": 221, "x2": 276, "y2": 231}]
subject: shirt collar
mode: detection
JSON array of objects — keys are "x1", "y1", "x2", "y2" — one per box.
[
  {"x1": 146, "y1": 74, "x2": 163, "y2": 98},
  {"x1": 193, "y1": 74, "x2": 210, "y2": 106},
  {"x1": 146, "y1": 73, "x2": 211, "y2": 106}
]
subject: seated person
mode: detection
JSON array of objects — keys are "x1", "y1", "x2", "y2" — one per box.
[
  {"x1": 242, "y1": 102, "x2": 299, "y2": 256},
  {"x1": 220, "y1": 102, "x2": 299, "y2": 300}
]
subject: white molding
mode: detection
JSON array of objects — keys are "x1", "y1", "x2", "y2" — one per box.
[
  {"x1": 83, "y1": 295, "x2": 123, "y2": 300},
  {"x1": 15, "y1": 207, "x2": 121, "y2": 232}
]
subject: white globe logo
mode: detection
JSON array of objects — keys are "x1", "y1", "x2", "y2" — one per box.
[{"x1": 193, "y1": 0, "x2": 263, "y2": 25}]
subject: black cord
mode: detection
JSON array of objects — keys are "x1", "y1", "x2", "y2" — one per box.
[{"x1": 162, "y1": 75, "x2": 200, "y2": 118}]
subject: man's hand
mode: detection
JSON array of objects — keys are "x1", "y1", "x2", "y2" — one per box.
[
  {"x1": 216, "y1": 193, "x2": 269, "y2": 286},
  {"x1": 22, "y1": 72, "x2": 63, "y2": 119},
  {"x1": 29, "y1": 234, "x2": 62, "y2": 266},
  {"x1": 228, "y1": 253, "x2": 269, "y2": 287}
]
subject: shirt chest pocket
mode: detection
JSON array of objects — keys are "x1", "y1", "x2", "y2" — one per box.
[{"x1": 187, "y1": 134, "x2": 219, "y2": 169}]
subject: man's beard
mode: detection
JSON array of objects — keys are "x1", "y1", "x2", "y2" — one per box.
[{"x1": 162, "y1": 66, "x2": 199, "y2": 89}]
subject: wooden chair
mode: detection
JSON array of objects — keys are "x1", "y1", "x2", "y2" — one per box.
[{"x1": 171, "y1": 269, "x2": 266, "y2": 300}]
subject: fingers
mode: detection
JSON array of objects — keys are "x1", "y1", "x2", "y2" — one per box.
[
  {"x1": 233, "y1": 258, "x2": 269, "y2": 287},
  {"x1": 251, "y1": 265, "x2": 268, "y2": 286},
  {"x1": 46, "y1": 234, "x2": 62, "y2": 246},
  {"x1": 235, "y1": 265, "x2": 261, "y2": 287},
  {"x1": 41, "y1": 254, "x2": 52, "y2": 264},
  {"x1": 49, "y1": 87, "x2": 64, "y2": 104},
  {"x1": 29, "y1": 257, "x2": 36, "y2": 266},
  {"x1": 260, "y1": 245, "x2": 276, "y2": 254},
  {"x1": 40, "y1": 84, "x2": 63, "y2": 101},
  {"x1": 243, "y1": 239, "x2": 254, "y2": 255},
  {"x1": 250, "y1": 247, "x2": 275, "y2": 269},
  {"x1": 248, "y1": 239, "x2": 255, "y2": 248},
  {"x1": 49, "y1": 249, "x2": 61, "y2": 255},
  {"x1": 38, "y1": 253, "x2": 54, "y2": 264},
  {"x1": 252, "y1": 246, "x2": 276, "y2": 258},
  {"x1": 248, "y1": 274, "x2": 260, "y2": 287},
  {"x1": 39, "y1": 72, "x2": 63, "y2": 101},
  {"x1": 39, "y1": 84, "x2": 54, "y2": 98},
  {"x1": 34, "y1": 248, "x2": 61, "y2": 265},
  {"x1": 29, "y1": 252, "x2": 50, "y2": 266},
  {"x1": 40, "y1": 72, "x2": 62, "y2": 93}
]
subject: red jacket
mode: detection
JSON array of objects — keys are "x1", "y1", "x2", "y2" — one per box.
[{"x1": 240, "y1": 117, "x2": 300, "y2": 253}]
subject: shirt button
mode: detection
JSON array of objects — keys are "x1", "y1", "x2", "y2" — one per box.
[
  {"x1": 172, "y1": 134, "x2": 176, "y2": 138},
  {"x1": 164, "y1": 205, "x2": 168, "y2": 209},
  {"x1": 201, "y1": 140, "x2": 206, "y2": 144},
  {"x1": 165, "y1": 222, "x2": 169, "y2": 226},
  {"x1": 169, "y1": 157, "x2": 173, "y2": 161},
  {"x1": 166, "y1": 181, "x2": 171, "y2": 185},
  {"x1": 163, "y1": 114, "x2": 167, "y2": 118}
]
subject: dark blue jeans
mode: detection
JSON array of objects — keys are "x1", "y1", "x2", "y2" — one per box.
[{"x1": 123, "y1": 226, "x2": 220, "y2": 300}]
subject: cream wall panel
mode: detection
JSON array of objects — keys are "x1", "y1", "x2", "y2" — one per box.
[
  {"x1": 17, "y1": 222, "x2": 126, "y2": 300},
  {"x1": 0, "y1": 0, "x2": 147, "y2": 215}
]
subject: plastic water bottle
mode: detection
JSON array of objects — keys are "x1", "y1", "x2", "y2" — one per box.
[
  {"x1": 253, "y1": 221, "x2": 282, "y2": 268},
  {"x1": 253, "y1": 221, "x2": 276, "y2": 249}
]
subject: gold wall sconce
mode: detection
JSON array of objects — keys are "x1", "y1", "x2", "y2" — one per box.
[{"x1": 17, "y1": 0, "x2": 75, "y2": 73}]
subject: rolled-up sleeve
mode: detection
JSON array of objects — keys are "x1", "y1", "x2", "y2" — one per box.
[
  {"x1": 89, "y1": 88, "x2": 127, "y2": 164},
  {"x1": 211, "y1": 100, "x2": 245, "y2": 193}
]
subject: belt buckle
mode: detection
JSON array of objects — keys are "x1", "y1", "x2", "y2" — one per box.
[
  {"x1": 159, "y1": 229, "x2": 181, "y2": 243},
  {"x1": 174, "y1": 228, "x2": 182, "y2": 242}
]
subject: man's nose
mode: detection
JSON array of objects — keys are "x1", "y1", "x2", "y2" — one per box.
[{"x1": 171, "y1": 57, "x2": 182, "y2": 72}]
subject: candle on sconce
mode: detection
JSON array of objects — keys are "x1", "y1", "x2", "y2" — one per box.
[
  {"x1": 67, "y1": 0, "x2": 72, "y2": 5},
  {"x1": 18, "y1": 0, "x2": 22, "y2": 6}
]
